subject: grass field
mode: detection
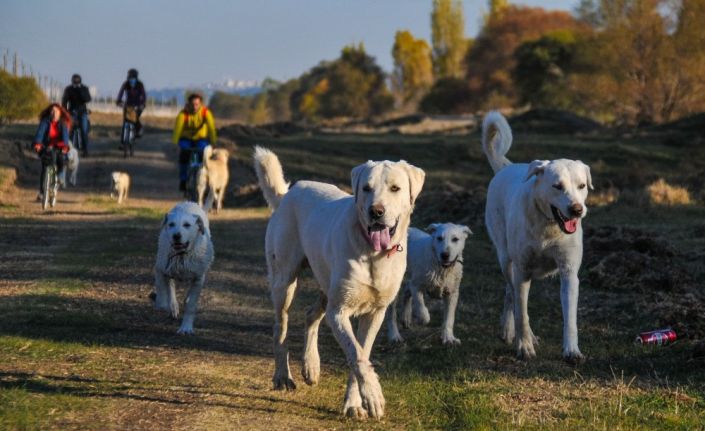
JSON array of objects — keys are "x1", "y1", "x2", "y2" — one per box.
[{"x1": 0, "y1": 122, "x2": 704, "y2": 430}]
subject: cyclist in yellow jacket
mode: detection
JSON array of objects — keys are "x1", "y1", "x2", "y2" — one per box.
[{"x1": 172, "y1": 93, "x2": 217, "y2": 191}]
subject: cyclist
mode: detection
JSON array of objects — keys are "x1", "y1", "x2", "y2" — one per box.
[
  {"x1": 172, "y1": 93, "x2": 217, "y2": 191},
  {"x1": 116, "y1": 68, "x2": 146, "y2": 140},
  {"x1": 61, "y1": 73, "x2": 92, "y2": 157},
  {"x1": 33, "y1": 103, "x2": 72, "y2": 200}
]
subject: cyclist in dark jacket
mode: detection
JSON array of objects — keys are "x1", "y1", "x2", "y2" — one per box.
[
  {"x1": 62, "y1": 73, "x2": 92, "y2": 157},
  {"x1": 116, "y1": 68, "x2": 147, "y2": 137},
  {"x1": 33, "y1": 103, "x2": 72, "y2": 200}
]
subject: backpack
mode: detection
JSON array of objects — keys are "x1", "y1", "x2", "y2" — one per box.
[{"x1": 182, "y1": 107, "x2": 208, "y2": 124}]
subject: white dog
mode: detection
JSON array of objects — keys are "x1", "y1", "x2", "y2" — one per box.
[
  {"x1": 482, "y1": 111, "x2": 593, "y2": 363},
  {"x1": 65, "y1": 146, "x2": 79, "y2": 186},
  {"x1": 110, "y1": 171, "x2": 130, "y2": 204},
  {"x1": 153, "y1": 202, "x2": 214, "y2": 335},
  {"x1": 203, "y1": 146, "x2": 229, "y2": 213},
  {"x1": 386, "y1": 223, "x2": 472, "y2": 346},
  {"x1": 254, "y1": 146, "x2": 424, "y2": 419}
]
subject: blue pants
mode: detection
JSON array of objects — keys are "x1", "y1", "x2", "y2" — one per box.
[
  {"x1": 72, "y1": 112, "x2": 90, "y2": 152},
  {"x1": 178, "y1": 139, "x2": 209, "y2": 181}
]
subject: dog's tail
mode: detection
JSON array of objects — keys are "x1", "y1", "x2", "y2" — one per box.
[
  {"x1": 253, "y1": 146, "x2": 289, "y2": 211},
  {"x1": 481, "y1": 111, "x2": 513, "y2": 174},
  {"x1": 203, "y1": 145, "x2": 214, "y2": 170}
]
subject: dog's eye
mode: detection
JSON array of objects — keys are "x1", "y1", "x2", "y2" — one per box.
[
  {"x1": 437, "y1": 237, "x2": 443, "y2": 241},
  {"x1": 552, "y1": 183, "x2": 563, "y2": 191},
  {"x1": 183, "y1": 223, "x2": 191, "y2": 228},
  {"x1": 578, "y1": 183, "x2": 586, "y2": 190},
  {"x1": 452, "y1": 237, "x2": 459, "y2": 243},
  {"x1": 362, "y1": 185, "x2": 372, "y2": 192},
  {"x1": 390, "y1": 185, "x2": 400, "y2": 193},
  {"x1": 168, "y1": 222, "x2": 175, "y2": 227}
]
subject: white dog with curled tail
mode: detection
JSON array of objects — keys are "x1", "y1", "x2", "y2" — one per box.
[
  {"x1": 481, "y1": 111, "x2": 593, "y2": 364},
  {"x1": 153, "y1": 201, "x2": 214, "y2": 335}
]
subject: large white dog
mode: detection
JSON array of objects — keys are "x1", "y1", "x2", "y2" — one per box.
[
  {"x1": 254, "y1": 146, "x2": 424, "y2": 419},
  {"x1": 482, "y1": 111, "x2": 592, "y2": 363},
  {"x1": 153, "y1": 202, "x2": 214, "y2": 335}
]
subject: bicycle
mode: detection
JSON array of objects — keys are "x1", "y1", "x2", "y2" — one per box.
[
  {"x1": 121, "y1": 106, "x2": 138, "y2": 158},
  {"x1": 185, "y1": 150, "x2": 208, "y2": 205},
  {"x1": 40, "y1": 147, "x2": 61, "y2": 211},
  {"x1": 70, "y1": 111, "x2": 88, "y2": 156}
]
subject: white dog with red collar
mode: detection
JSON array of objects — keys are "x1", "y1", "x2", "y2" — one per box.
[{"x1": 254, "y1": 146, "x2": 424, "y2": 420}]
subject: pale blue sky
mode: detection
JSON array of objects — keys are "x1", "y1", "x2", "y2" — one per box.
[{"x1": 1, "y1": 0, "x2": 573, "y2": 94}]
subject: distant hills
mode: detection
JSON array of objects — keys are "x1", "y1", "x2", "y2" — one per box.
[{"x1": 145, "y1": 79, "x2": 261, "y2": 105}]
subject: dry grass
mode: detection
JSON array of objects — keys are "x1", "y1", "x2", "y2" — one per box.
[
  {"x1": 647, "y1": 179, "x2": 691, "y2": 206},
  {"x1": 586, "y1": 186, "x2": 620, "y2": 207}
]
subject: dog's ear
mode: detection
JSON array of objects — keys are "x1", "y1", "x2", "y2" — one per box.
[
  {"x1": 351, "y1": 161, "x2": 375, "y2": 202},
  {"x1": 577, "y1": 160, "x2": 594, "y2": 190},
  {"x1": 525, "y1": 160, "x2": 550, "y2": 182},
  {"x1": 161, "y1": 214, "x2": 168, "y2": 228},
  {"x1": 399, "y1": 160, "x2": 426, "y2": 205},
  {"x1": 195, "y1": 215, "x2": 206, "y2": 235},
  {"x1": 426, "y1": 223, "x2": 440, "y2": 234},
  {"x1": 461, "y1": 225, "x2": 473, "y2": 238}
]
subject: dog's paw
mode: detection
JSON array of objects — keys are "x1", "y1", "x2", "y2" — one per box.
[
  {"x1": 301, "y1": 357, "x2": 320, "y2": 386},
  {"x1": 176, "y1": 325, "x2": 194, "y2": 335},
  {"x1": 344, "y1": 406, "x2": 368, "y2": 419},
  {"x1": 516, "y1": 338, "x2": 537, "y2": 360},
  {"x1": 416, "y1": 309, "x2": 431, "y2": 326},
  {"x1": 441, "y1": 333, "x2": 461, "y2": 346},
  {"x1": 388, "y1": 331, "x2": 404, "y2": 345},
  {"x1": 273, "y1": 375, "x2": 297, "y2": 391},
  {"x1": 357, "y1": 372, "x2": 385, "y2": 419},
  {"x1": 562, "y1": 348, "x2": 585, "y2": 365},
  {"x1": 530, "y1": 329, "x2": 540, "y2": 346}
]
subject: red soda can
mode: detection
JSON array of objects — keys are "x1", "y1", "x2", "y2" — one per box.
[{"x1": 635, "y1": 328, "x2": 677, "y2": 345}]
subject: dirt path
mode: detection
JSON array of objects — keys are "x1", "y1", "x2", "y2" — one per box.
[{"x1": 0, "y1": 132, "x2": 353, "y2": 430}]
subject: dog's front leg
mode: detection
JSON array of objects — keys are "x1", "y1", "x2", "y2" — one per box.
[
  {"x1": 411, "y1": 286, "x2": 430, "y2": 325},
  {"x1": 560, "y1": 271, "x2": 584, "y2": 364},
  {"x1": 441, "y1": 289, "x2": 460, "y2": 346},
  {"x1": 154, "y1": 270, "x2": 171, "y2": 311},
  {"x1": 386, "y1": 295, "x2": 403, "y2": 344},
  {"x1": 327, "y1": 308, "x2": 385, "y2": 419},
  {"x1": 511, "y1": 269, "x2": 536, "y2": 359},
  {"x1": 167, "y1": 278, "x2": 179, "y2": 319},
  {"x1": 177, "y1": 275, "x2": 205, "y2": 335}
]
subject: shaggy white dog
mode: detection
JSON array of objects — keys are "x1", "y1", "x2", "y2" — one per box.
[
  {"x1": 153, "y1": 202, "x2": 214, "y2": 335},
  {"x1": 386, "y1": 223, "x2": 472, "y2": 346},
  {"x1": 110, "y1": 171, "x2": 130, "y2": 204},
  {"x1": 254, "y1": 146, "x2": 424, "y2": 419},
  {"x1": 482, "y1": 111, "x2": 593, "y2": 363}
]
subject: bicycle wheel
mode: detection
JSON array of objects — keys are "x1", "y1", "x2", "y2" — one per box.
[
  {"x1": 129, "y1": 125, "x2": 135, "y2": 156},
  {"x1": 122, "y1": 122, "x2": 129, "y2": 158},
  {"x1": 41, "y1": 165, "x2": 52, "y2": 211},
  {"x1": 50, "y1": 171, "x2": 58, "y2": 208}
]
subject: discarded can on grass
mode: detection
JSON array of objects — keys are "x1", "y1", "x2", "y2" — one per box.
[{"x1": 635, "y1": 328, "x2": 677, "y2": 345}]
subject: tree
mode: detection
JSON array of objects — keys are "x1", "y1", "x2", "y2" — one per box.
[
  {"x1": 488, "y1": 0, "x2": 510, "y2": 21},
  {"x1": 248, "y1": 93, "x2": 270, "y2": 125},
  {"x1": 513, "y1": 30, "x2": 578, "y2": 109},
  {"x1": 465, "y1": 5, "x2": 584, "y2": 110},
  {"x1": 419, "y1": 77, "x2": 472, "y2": 114},
  {"x1": 391, "y1": 30, "x2": 434, "y2": 108},
  {"x1": 0, "y1": 70, "x2": 47, "y2": 125},
  {"x1": 431, "y1": 0, "x2": 467, "y2": 79}
]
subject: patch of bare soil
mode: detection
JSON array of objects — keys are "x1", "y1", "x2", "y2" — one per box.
[
  {"x1": 509, "y1": 109, "x2": 604, "y2": 134},
  {"x1": 413, "y1": 181, "x2": 487, "y2": 227},
  {"x1": 584, "y1": 226, "x2": 705, "y2": 338}
]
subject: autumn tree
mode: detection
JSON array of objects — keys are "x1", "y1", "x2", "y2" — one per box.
[
  {"x1": 431, "y1": 0, "x2": 467, "y2": 79},
  {"x1": 392, "y1": 30, "x2": 434, "y2": 109},
  {"x1": 465, "y1": 5, "x2": 583, "y2": 110}
]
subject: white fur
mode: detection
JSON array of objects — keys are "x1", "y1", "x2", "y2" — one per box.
[
  {"x1": 66, "y1": 147, "x2": 79, "y2": 186},
  {"x1": 153, "y1": 202, "x2": 214, "y2": 335},
  {"x1": 203, "y1": 147, "x2": 230, "y2": 213},
  {"x1": 481, "y1": 111, "x2": 593, "y2": 363},
  {"x1": 254, "y1": 146, "x2": 424, "y2": 419},
  {"x1": 386, "y1": 223, "x2": 472, "y2": 346},
  {"x1": 110, "y1": 171, "x2": 130, "y2": 204}
]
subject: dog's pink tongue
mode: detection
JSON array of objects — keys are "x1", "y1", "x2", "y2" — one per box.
[
  {"x1": 369, "y1": 227, "x2": 391, "y2": 252},
  {"x1": 564, "y1": 218, "x2": 578, "y2": 234}
]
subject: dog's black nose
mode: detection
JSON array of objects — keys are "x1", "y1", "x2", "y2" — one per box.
[
  {"x1": 569, "y1": 203, "x2": 583, "y2": 217},
  {"x1": 440, "y1": 252, "x2": 450, "y2": 261},
  {"x1": 369, "y1": 203, "x2": 385, "y2": 220},
  {"x1": 172, "y1": 233, "x2": 182, "y2": 241}
]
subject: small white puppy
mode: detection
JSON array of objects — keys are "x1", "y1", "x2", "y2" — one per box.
[
  {"x1": 153, "y1": 202, "x2": 214, "y2": 334},
  {"x1": 386, "y1": 223, "x2": 472, "y2": 346},
  {"x1": 482, "y1": 111, "x2": 593, "y2": 363},
  {"x1": 65, "y1": 146, "x2": 79, "y2": 186},
  {"x1": 110, "y1": 171, "x2": 130, "y2": 204}
]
